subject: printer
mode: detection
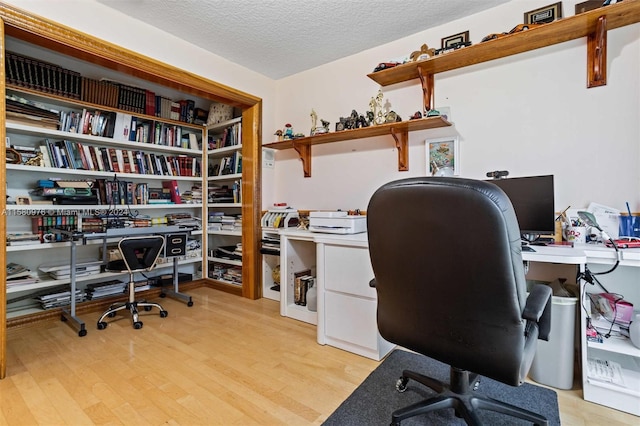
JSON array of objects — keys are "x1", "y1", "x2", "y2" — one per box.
[{"x1": 309, "y1": 211, "x2": 366, "y2": 234}]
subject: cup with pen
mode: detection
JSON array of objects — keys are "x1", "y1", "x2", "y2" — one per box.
[
  {"x1": 619, "y1": 202, "x2": 639, "y2": 238},
  {"x1": 558, "y1": 207, "x2": 587, "y2": 244}
]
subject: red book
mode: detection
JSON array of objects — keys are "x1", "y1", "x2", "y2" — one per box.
[{"x1": 162, "y1": 180, "x2": 181, "y2": 204}]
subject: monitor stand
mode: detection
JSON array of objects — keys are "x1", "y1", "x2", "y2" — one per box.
[{"x1": 521, "y1": 243, "x2": 536, "y2": 252}]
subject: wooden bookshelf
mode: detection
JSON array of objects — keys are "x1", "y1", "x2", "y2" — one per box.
[{"x1": 263, "y1": 116, "x2": 451, "y2": 177}]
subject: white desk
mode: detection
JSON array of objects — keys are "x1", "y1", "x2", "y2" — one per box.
[{"x1": 277, "y1": 230, "x2": 640, "y2": 414}]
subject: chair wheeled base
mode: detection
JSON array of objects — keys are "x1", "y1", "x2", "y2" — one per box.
[
  {"x1": 97, "y1": 297, "x2": 168, "y2": 330},
  {"x1": 391, "y1": 367, "x2": 548, "y2": 426}
]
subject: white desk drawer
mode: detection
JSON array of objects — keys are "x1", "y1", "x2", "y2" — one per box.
[
  {"x1": 325, "y1": 291, "x2": 379, "y2": 350},
  {"x1": 324, "y1": 245, "x2": 376, "y2": 298}
]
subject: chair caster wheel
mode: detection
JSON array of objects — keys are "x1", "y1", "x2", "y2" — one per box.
[
  {"x1": 396, "y1": 376, "x2": 408, "y2": 393},
  {"x1": 133, "y1": 321, "x2": 143, "y2": 329},
  {"x1": 160, "y1": 293, "x2": 166, "y2": 298},
  {"x1": 187, "y1": 300, "x2": 194, "y2": 307},
  {"x1": 144, "y1": 305, "x2": 152, "y2": 311},
  {"x1": 160, "y1": 310, "x2": 168, "y2": 318},
  {"x1": 78, "y1": 329, "x2": 87, "y2": 337},
  {"x1": 97, "y1": 322, "x2": 108, "y2": 330},
  {"x1": 108, "y1": 311, "x2": 116, "y2": 318}
]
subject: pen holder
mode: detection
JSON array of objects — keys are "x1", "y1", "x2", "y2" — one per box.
[{"x1": 619, "y1": 215, "x2": 640, "y2": 238}]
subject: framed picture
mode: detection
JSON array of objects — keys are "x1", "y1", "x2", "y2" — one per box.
[
  {"x1": 441, "y1": 31, "x2": 470, "y2": 49},
  {"x1": 525, "y1": 2, "x2": 563, "y2": 25},
  {"x1": 427, "y1": 137, "x2": 459, "y2": 176}
]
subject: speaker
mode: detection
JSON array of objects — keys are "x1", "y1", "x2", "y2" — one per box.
[{"x1": 164, "y1": 233, "x2": 187, "y2": 257}]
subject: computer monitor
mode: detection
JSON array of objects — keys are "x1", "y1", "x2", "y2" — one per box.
[{"x1": 488, "y1": 175, "x2": 555, "y2": 237}]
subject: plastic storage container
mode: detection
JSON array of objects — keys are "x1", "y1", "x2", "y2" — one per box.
[{"x1": 527, "y1": 280, "x2": 579, "y2": 390}]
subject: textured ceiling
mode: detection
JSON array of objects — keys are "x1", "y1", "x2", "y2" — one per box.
[{"x1": 97, "y1": 0, "x2": 510, "y2": 79}]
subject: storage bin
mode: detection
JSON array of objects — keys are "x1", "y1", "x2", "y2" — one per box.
[{"x1": 527, "y1": 280, "x2": 579, "y2": 389}]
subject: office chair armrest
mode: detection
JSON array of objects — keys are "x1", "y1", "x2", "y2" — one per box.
[
  {"x1": 523, "y1": 284, "x2": 552, "y2": 341},
  {"x1": 369, "y1": 278, "x2": 377, "y2": 288}
]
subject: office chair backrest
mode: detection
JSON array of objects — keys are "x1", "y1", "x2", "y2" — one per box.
[
  {"x1": 118, "y1": 235, "x2": 165, "y2": 272},
  {"x1": 367, "y1": 177, "x2": 531, "y2": 385}
]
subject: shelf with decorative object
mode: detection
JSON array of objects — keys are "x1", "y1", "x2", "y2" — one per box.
[
  {"x1": 367, "y1": 1, "x2": 640, "y2": 111},
  {"x1": 263, "y1": 116, "x2": 451, "y2": 177}
]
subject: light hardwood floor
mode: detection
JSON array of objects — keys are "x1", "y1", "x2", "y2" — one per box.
[{"x1": 1, "y1": 287, "x2": 637, "y2": 425}]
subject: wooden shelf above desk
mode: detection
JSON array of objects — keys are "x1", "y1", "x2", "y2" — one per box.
[
  {"x1": 263, "y1": 116, "x2": 452, "y2": 177},
  {"x1": 367, "y1": 0, "x2": 640, "y2": 87}
]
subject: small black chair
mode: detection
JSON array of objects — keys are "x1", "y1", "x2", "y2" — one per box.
[
  {"x1": 97, "y1": 235, "x2": 167, "y2": 330},
  {"x1": 367, "y1": 177, "x2": 552, "y2": 426}
]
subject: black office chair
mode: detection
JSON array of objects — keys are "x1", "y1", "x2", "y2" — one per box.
[
  {"x1": 97, "y1": 235, "x2": 168, "y2": 330},
  {"x1": 367, "y1": 177, "x2": 552, "y2": 426}
]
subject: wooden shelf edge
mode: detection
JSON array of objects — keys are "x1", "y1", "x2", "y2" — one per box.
[
  {"x1": 367, "y1": 0, "x2": 640, "y2": 86},
  {"x1": 263, "y1": 116, "x2": 451, "y2": 150}
]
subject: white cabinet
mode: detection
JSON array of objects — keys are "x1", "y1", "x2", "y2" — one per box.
[
  {"x1": 316, "y1": 236, "x2": 394, "y2": 361},
  {"x1": 278, "y1": 230, "x2": 393, "y2": 360},
  {"x1": 523, "y1": 246, "x2": 640, "y2": 416},
  {"x1": 579, "y1": 252, "x2": 640, "y2": 416}
]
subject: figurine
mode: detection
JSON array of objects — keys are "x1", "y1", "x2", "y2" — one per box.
[
  {"x1": 409, "y1": 111, "x2": 423, "y2": 120},
  {"x1": 274, "y1": 129, "x2": 283, "y2": 141},
  {"x1": 310, "y1": 109, "x2": 318, "y2": 135},
  {"x1": 283, "y1": 123, "x2": 294, "y2": 140},
  {"x1": 410, "y1": 43, "x2": 435, "y2": 61},
  {"x1": 374, "y1": 90, "x2": 385, "y2": 125}
]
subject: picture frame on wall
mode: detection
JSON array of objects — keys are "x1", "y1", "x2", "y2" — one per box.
[
  {"x1": 426, "y1": 136, "x2": 459, "y2": 176},
  {"x1": 524, "y1": 2, "x2": 563, "y2": 25},
  {"x1": 441, "y1": 31, "x2": 470, "y2": 49}
]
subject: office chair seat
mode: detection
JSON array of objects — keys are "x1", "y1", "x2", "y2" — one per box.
[{"x1": 97, "y1": 235, "x2": 167, "y2": 330}]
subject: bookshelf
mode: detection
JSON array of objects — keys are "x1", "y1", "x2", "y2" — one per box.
[
  {"x1": 0, "y1": 3, "x2": 263, "y2": 378},
  {"x1": 205, "y1": 117, "x2": 244, "y2": 290}
]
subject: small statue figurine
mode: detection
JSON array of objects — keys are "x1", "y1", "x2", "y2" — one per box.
[
  {"x1": 274, "y1": 129, "x2": 283, "y2": 141},
  {"x1": 283, "y1": 123, "x2": 294, "y2": 140},
  {"x1": 374, "y1": 89, "x2": 385, "y2": 125},
  {"x1": 310, "y1": 109, "x2": 318, "y2": 135}
]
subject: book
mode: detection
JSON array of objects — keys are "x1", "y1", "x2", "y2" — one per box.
[
  {"x1": 112, "y1": 112, "x2": 132, "y2": 141},
  {"x1": 162, "y1": 180, "x2": 181, "y2": 204}
]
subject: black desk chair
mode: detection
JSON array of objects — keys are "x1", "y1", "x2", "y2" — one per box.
[
  {"x1": 367, "y1": 177, "x2": 552, "y2": 426},
  {"x1": 97, "y1": 235, "x2": 167, "y2": 330}
]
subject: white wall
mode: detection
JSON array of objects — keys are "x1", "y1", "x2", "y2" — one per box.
[{"x1": 271, "y1": 0, "x2": 640, "y2": 215}]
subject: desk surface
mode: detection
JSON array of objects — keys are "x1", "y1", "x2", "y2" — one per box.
[{"x1": 279, "y1": 230, "x2": 640, "y2": 267}]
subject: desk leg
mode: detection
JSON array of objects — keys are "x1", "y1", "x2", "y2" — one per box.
[
  {"x1": 162, "y1": 257, "x2": 194, "y2": 307},
  {"x1": 61, "y1": 238, "x2": 87, "y2": 337}
]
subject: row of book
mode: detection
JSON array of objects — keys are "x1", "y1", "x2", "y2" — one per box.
[
  {"x1": 294, "y1": 271, "x2": 315, "y2": 307},
  {"x1": 208, "y1": 122, "x2": 242, "y2": 150},
  {"x1": 210, "y1": 151, "x2": 242, "y2": 176},
  {"x1": 209, "y1": 262, "x2": 242, "y2": 284},
  {"x1": 208, "y1": 182, "x2": 241, "y2": 204},
  {"x1": 5, "y1": 51, "x2": 204, "y2": 125},
  {"x1": 37, "y1": 139, "x2": 201, "y2": 177},
  {"x1": 5, "y1": 51, "x2": 81, "y2": 99},
  {"x1": 58, "y1": 108, "x2": 201, "y2": 149},
  {"x1": 30, "y1": 214, "x2": 79, "y2": 242}
]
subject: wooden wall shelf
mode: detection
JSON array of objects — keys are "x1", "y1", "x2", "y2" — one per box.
[
  {"x1": 367, "y1": 0, "x2": 640, "y2": 87},
  {"x1": 263, "y1": 116, "x2": 452, "y2": 177}
]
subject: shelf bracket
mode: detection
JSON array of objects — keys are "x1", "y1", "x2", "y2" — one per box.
[
  {"x1": 390, "y1": 128, "x2": 409, "y2": 171},
  {"x1": 292, "y1": 142, "x2": 312, "y2": 177},
  {"x1": 587, "y1": 15, "x2": 607, "y2": 88},
  {"x1": 417, "y1": 68, "x2": 435, "y2": 113}
]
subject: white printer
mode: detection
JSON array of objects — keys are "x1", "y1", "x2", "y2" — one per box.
[{"x1": 309, "y1": 211, "x2": 366, "y2": 234}]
